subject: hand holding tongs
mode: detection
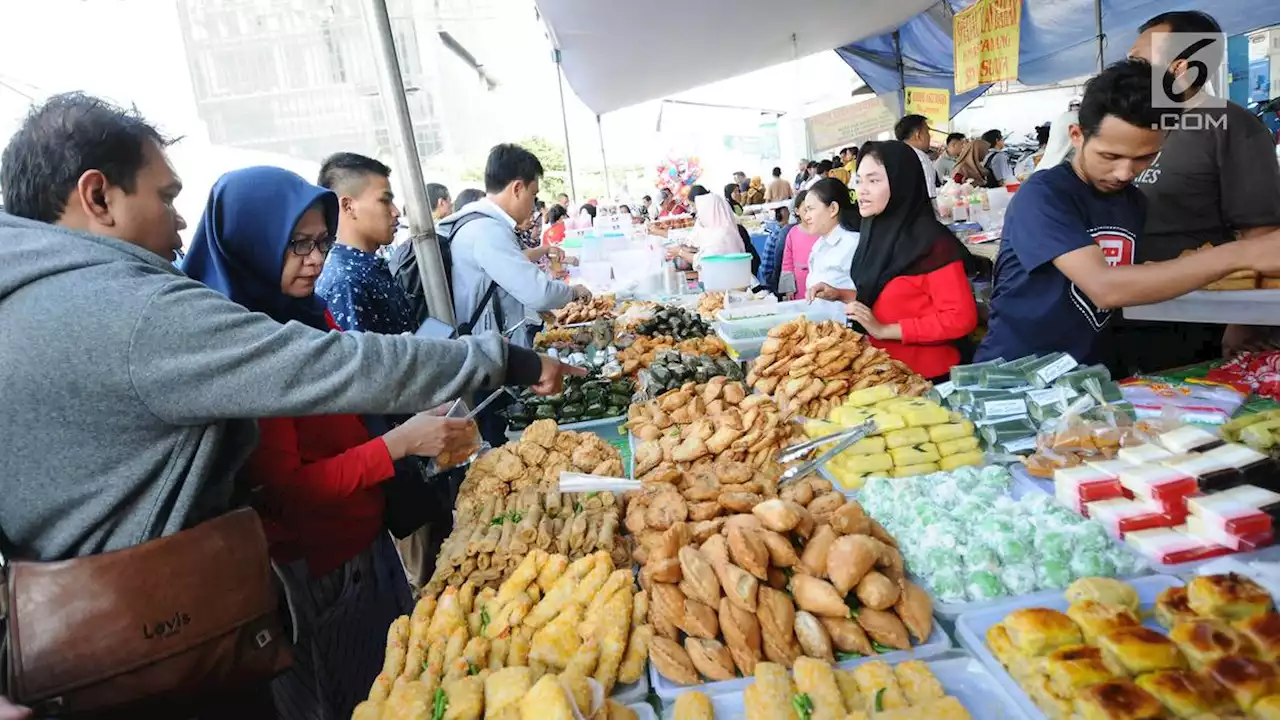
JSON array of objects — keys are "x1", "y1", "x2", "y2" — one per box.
[{"x1": 779, "y1": 419, "x2": 878, "y2": 485}]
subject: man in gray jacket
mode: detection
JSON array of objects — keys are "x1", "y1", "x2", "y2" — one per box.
[
  {"x1": 0, "y1": 93, "x2": 578, "y2": 562},
  {"x1": 445, "y1": 143, "x2": 588, "y2": 347}
]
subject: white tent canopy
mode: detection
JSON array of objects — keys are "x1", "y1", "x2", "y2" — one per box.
[{"x1": 534, "y1": 0, "x2": 938, "y2": 115}]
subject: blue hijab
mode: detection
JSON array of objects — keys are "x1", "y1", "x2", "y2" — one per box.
[{"x1": 181, "y1": 166, "x2": 339, "y2": 330}]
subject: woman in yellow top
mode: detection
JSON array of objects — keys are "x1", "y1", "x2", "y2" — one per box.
[{"x1": 744, "y1": 176, "x2": 766, "y2": 206}]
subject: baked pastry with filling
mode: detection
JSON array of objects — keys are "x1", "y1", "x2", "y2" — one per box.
[
  {"x1": 1235, "y1": 613, "x2": 1280, "y2": 661},
  {"x1": 1044, "y1": 644, "x2": 1116, "y2": 698},
  {"x1": 1002, "y1": 607, "x2": 1084, "y2": 657},
  {"x1": 1068, "y1": 600, "x2": 1141, "y2": 644},
  {"x1": 1073, "y1": 680, "x2": 1167, "y2": 720},
  {"x1": 1187, "y1": 573, "x2": 1274, "y2": 622},
  {"x1": 1205, "y1": 655, "x2": 1280, "y2": 711},
  {"x1": 1134, "y1": 668, "x2": 1237, "y2": 718},
  {"x1": 1169, "y1": 618, "x2": 1256, "y2": 669},
  {"x1": 1154, "y1": 586, "x2": 1201, "y2": 629},
  {"x1": 1066, "y1": 577, "x2": 1141, "y2": 612},
  {"x1": 1097, "y1": 626, "x2": 1187, "y2": 675},
  {"x1": 1025, "y1": 671, "x2": 1077, "y2": 720}
]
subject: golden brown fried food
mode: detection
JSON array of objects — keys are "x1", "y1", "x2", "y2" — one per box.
[{"x1": 650, "y1": 636, "x2": 701, "y2": 685}]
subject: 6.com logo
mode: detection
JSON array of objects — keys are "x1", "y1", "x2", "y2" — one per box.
[{"x1": 1151, "y1": 31, "x2": 1226, "y2": 131}]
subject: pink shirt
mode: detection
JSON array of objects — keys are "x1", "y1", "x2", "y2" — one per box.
[{"x1": 780, "y1": 225, "x2": 820, "y2": 298}]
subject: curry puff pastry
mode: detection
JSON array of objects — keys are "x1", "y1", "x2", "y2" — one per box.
[
  {"x1": 1134, "y1": 669, "x2": 1237, "y2": 718},
  {"x1": 1187, "y1": 573, "x2": 1274, "y2": 622},
  {"x1": 1073, "y1": 680, "x2": 1167, "y2": 720},
  {"x1": 1154, "y1": 586, "x2": 1200, "y2": 629},
  {"x1": 1065, "y1": 577, "x2": 1140, "y2": 612},
  {"x1": 1044, "y1": 645, "x2": 1117, "y2": 698},
  {"x1": 1001, "y1": 608, "x2": 1084, "y2": 657},
  {"x1": 1206, "y1": 655, "x2": 1280, "y2": 711},
  {"x1": 1236, "y1": 613, "x2": 1280, "y2": 661},
  {"x1": 1068, "y1": 600, "x2": 1141, "y2": 644},
  {"x1": 986, "y1": 624, "x2": 1021, "y2": 669},
  {"x1": 1097, "y1": 626, "x2": 1187, "y2": 675},
  {"x1": 1169, "y1": 618, "x2": 1256, "y2": 670}
]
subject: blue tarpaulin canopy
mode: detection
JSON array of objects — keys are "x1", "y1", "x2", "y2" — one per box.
[{"x1": 836, "y1": 0, "x2": 1280, "y2": 119}]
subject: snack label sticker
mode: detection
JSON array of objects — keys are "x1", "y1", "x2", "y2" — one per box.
[
  {"x1": 982, "y1": 398, "x2": 1029, "y2": 417},
  {"x1": 1002, "y1": 436, "x2": 1038, "y2": 453},
  {"x1": 1035, "y1": 354, "x2": 1079, "y2": 385},
  {"x1": 1027, "y1": 387, "x2": 1075, "y2": 405},
  {"x1": 934, "y1": 381, "x2": 957, "y2": 399}
]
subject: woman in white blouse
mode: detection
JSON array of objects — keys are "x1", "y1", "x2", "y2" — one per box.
[{"x1": 802, "y1": 177, "x2": 861, "y2": 299}]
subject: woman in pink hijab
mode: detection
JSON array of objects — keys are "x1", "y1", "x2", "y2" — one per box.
[{"x1": 665, "y1": 192, "x2": 746, "y2": 268}]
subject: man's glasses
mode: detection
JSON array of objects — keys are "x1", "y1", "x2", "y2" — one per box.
[{"x1": 288, "y1": 236, "x2": 335, "y2": 256}]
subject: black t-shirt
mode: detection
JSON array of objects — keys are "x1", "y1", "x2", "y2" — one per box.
[
  {"x1": 976, "y1": 164, "x2": 1146, "y2": 366},
  {"x1": 1133, "y1": 102, "x2": 1280, "y2": 262}
]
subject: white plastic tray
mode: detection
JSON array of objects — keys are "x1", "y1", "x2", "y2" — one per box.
[
  {"x1": 611, "y1": 675, "x2": 649, "y2": 706},
  {"x1": 701, "y1": 653, "x2": 1027, "y2": 719},
  {"x1": 716, "y1": 305, "x2": 846, "y2": 359},
  {"x1": 1123, "y1": 289, "x2": 1280, "y2": 324},
  {"x1": 648, "y1": 622, "x2": 951, "y2": 703},
  {"x1": 716, "y1": 298, "x2": 838, "y2": 322},
  {"x1": 629, "y1": 702, "x2": 657, "y2": 720},
  {"x1": 954, "y1": 574, "x2": 1184, "y2": 720}
]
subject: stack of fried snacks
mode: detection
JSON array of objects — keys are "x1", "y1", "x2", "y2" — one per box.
[
  {"x1": 735, "y1": 660, "x2": 972, "y2": 720},
  {"x1": 696, "y1": 292, "x2": 727, "y2": 319},
  {"x1": 617, "y1": 335, "x2": 727, "y2": 376},
  {"x1": 628, "y1": 378, "x2": 801, "y2": 476},
  {"x1": 426, "y1": 486, "x2": 627, "y2": 595},
  {"x1": 355, "y1": 550, "x2": 652, "y2": 720},
  {"x1": 630, "y1": 475, "x2": 933, "y2": 686},
  {"x1": 457, "y1": 420, "x2": 623, "y2": 503},
  {"x1": 548, "y1": 295, "x2": 616, "y2": 326},
  {"x1": 746, "y1": 318, "x2": 931, "y2": 419}
]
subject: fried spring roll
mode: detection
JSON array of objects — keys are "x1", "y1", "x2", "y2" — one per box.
[
  {"x1": 618, "y1": 624, "x2": 652, "y2": 685},
  {"x1": 483, "y1": 667, "x2": 532, "y2": 719},
  {"x1": 443, "y1": 675, "x2": 484, "y2": 720},
  {"x1": 381, "y1": 616, "x2": 411, "y2": 678}
]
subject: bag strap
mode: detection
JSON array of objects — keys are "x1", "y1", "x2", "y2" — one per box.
[{"x1": 448, "y1": 213, "x2": 503, "y2": 337}]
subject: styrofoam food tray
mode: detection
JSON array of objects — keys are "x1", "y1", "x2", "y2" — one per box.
[
  {"x1": 649, "y1": 622, "x2": 951, "y2": 702},
  {"x1": 701, "y1": 653, "x2": 1026, "y2": 719},
  {"x1": 1123, "y1": 289, "x2": 1280, "y2": 324},
  {"x1": 716, "y1": 298, "x2": 837, "y2": 322},
  {"x1": 955, "y1": 574, "x2": 1184, "y2": 720}
]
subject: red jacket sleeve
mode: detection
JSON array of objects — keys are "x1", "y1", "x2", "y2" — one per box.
[
  {"x1": 245, "y1": 417, "x2": 396, "y2": 506},
  {"x1": 896, "y1": 261, "x2": 978, "y2": 345}
]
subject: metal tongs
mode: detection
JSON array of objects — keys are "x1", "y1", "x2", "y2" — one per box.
[{"x1": 779, "y1": 419, "x2": 878, "y2": 485}]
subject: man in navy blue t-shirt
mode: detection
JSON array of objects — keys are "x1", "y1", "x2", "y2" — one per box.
[{"x1": 977, "y1": 59, "x2": 1280, "y2": 367}]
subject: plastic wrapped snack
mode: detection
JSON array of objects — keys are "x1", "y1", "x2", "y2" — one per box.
[
  {"x1": 965, "y1": 569, "x2": 1007, "y2": 601},
  {"x1": 1000, "y1": 564, "x2": 1039, "y2": 596}
]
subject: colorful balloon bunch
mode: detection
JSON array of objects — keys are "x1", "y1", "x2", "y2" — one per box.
[{"x1": 654, "y1": 155, "x2": 702, "y2": 198}]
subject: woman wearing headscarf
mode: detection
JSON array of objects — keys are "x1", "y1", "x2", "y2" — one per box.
[
  {"x1": 181, "y1": 167, "x2": 476, "y2": 720},
  {"x1": 723, "y1": 183, "x2": 745, "y2": 214},
  {"x1": 951, "y1": 138, "x2": 993, "y2": 187},
  {"x1": 744, "y1": 176, "x2": 766, "y2": 206},
  {"x1": 666, "y1": 192, "x2": 748, "y2": 269},
  {"x1": 808, "y1": 142, "x2": 977, "y2": 381}
]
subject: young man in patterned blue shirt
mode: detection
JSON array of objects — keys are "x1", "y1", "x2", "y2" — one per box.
[{"x1": 315, "y1": 152, "x2": 416, "y2": 336}]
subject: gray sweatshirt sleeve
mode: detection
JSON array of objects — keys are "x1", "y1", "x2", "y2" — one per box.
[
  {"x1": 474, "y1": 226, "x2": 575, "y2": 312},
  {"x1": 127, "y1": 279, "x2": 509, "y2": 424}
]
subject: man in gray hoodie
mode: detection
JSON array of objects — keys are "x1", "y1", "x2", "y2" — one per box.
[
  {"x1": 443, "y1": 143, "x2": 588, "y2": 347},
  {"x1": 0, "y1": 93, "x2": 578, "y2": 562}
]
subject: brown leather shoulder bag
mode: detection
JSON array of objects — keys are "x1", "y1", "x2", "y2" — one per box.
[{"x1": 1, "y1": 508, "x2": 292, "y2": 717}]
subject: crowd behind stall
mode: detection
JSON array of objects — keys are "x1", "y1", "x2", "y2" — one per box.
[{"x1": 2, "y1": 8, "x2": 1280, "y2": 720}]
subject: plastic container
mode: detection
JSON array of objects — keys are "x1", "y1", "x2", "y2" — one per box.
[
  {"x1": 508, "y1": 414, "x2": 626, "y2": 444},
  {"x1": 955, "y1": 574, "x2": 1183, "y2": 720},
  {"x1": 717, "y1": 298, "x2": 839, "y2": 322},
  {"x1": 648, "y1": 623, "x2": 951, "y2": 702},
  {"x1": 715, "y1": 305, "x2": 847, "y2": 359},
  {"x1": 698, "y1": 253, "x2": 754, "y2": 291},
  {"x1": 1123, "y1": 289, "x2": 1280, "y2": 324},
  {"x1": 626, "y1": 702, "x2": 656, "y2": 720},
  {"x1": 703, "y1": 653, "x2": 1024, "y2": 719}
]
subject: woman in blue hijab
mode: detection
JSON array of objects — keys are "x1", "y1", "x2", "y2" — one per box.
[{"x1": 182, "y1": 167, "x2": 473, "y2": 720}]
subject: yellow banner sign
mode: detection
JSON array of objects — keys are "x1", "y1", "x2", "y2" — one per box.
[
  {"x1": 805, "y1": 97, "x2": 898, "y2": 153},
  {"x1": 904, "y1": 87, "x2": 951, "y2": 130},
  {"x1": 953, "y1": 0, "x2": 1021, "y2": 93}
]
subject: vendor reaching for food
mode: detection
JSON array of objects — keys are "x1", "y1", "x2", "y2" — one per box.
[
  {"x1": 805, "y1": 143, "x2": 977, "y2": 382},
  {"x1": 975, "y1": 59, "x2": 1280, "y2": 368},
  {"x1": 665, "y1": 192, "x2": 748, "y2": 269}
]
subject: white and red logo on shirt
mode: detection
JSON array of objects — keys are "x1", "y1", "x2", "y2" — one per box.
[{"x1": 1092, "y1": 226, "x2": 1136, "y2": 267}]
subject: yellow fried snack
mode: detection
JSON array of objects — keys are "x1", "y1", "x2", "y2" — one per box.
[
  {"x1": 568, "y1": 558, "x2": 611, "y2": 606},
  {"x1": 443, "y1": 626, "x2": 469, "y2": 667},
  {"x1": 519, "y1": 674, "x2": 575, "y2": 720},
  {"x1": 488, "y1": 637, "x2": 510, "y2": 671},
  {"x1": 672, "y1": 691, "x2": 714, "y2": 720},
  {"x1": 382, "y1": 616, "x2": 411, "y2": 678},
  {"x1": 527, "y1": 557, "x2": 596, "y2": 629},
  {"x1": 495, "y1": 550, "x2": 546, "y2": 608},
  {"x1": 747, "y1": 662, "x2": 798, "y2": 720},
  {"x1": 558, "y1": 670, "x2": 593, "y2": 715},
  {"x1": 537, "y1": 554, "x2": 569, "y2": 593},
  {"x1": 508, "y1": 626, "x2": 533, "y2": 667},
  {"x1": 488, "y1": 591, "x2": 534, "y2": 639},
  {"x1": 351, "y1": 700, "x2": 383, "y2": 720},
  {"x1": 484, "y1": 667, "x2": 532, "y2": 719},
  {"x1": 851, "y1": 661, "x2": 907, "y2": 711},
  {"x1": 565, "y1": 637, "x2": 601, "y2": 677},
  {"x1": 366, "y1": 672, "x2": 393, "y2": 703},
  {"x1": 593, "y1": 589, "x2": 633, "y2": 694},
  {"x1": 605, "y1": 700, "x2": 639, "y2": 720},
  {"x1": 462, "y1": 636, "x2": 491, "y2": 670},
  {"x1": 587, "y1": 570, "x2": 635, "y2": 618},
  {"x1": 430, "y1": 587, "x2": 466, "y2": 638},
  {"x1": 458, "y1": 581, "x2": 477, "y2": 616},
  {"x1": 443, "y1": 675, "x2": 484, "y2": 720},
  {"x1": 530, "y1": 603, "x2": 585, "y2": 669},
  {"x1": 793, "y1": 657, "x2": 844, "y2": 720},
  {"x1": 835, "y1": 670, "x2": 863, "y2": 713},
  {"x1": 618, "y1": 624, "x2": 652, "y2": 685},
  {"x1": 894, "y1": 660, "x2": 945, "y2": 705}
]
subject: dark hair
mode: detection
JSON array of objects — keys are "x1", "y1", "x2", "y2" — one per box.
[
  {"x1": 773, "y1": 206, "x2": 790, "y2": 223},
  {"x1": 793, "y1": 189, "x2": 808, "y2": 209},
  {"x1": 723, "y1": 183, "x2": 738, "y2": 200},
  {"x1": 945, "y1": 132, "x2": 966, "y2": 145},
  {"x1": 840, "y1": 147, "x2": 856, "y2": 157},
  {"x1": 894, "y1": 114, "x2": 929, "y2": 142},
  {"x1": 1139, "y1": 11, "x2": 1223, "y2": 72},
  {"x1": 535, "y1": 199, "x2": 546, "y2": 211},
  {"x1": 455, "y1": 188, "x2": 485, "y2": 209},
  {"x1": 581, "y1": 204, "x2": 597, "y2": 220},
  {"x1": 807, "y1": 160, "x2": 819, "y2": 169},
  {"x1": 426, "y1": 182, "x2": 450, "y2": 209},
  {"x1": 484, "y1": 143, "x2": 543, "y2": 193},
  {"x1": 1078, "y1": 59, "x2": 1163, "y2": 140},
  {"x1": 806, "y1": 178, "x2": 859, "y2": 232},
  {"x1": 545, "y1": 204, "x2": 568, "y2": 225},
  {"x1": 771, "y1": 167, "x2": 782, "y2": 177},
  {"x1": 317, "y1": 152, "x2": 391, "y2": 196},
  {"x1": 1, "y1": 92, "x2": 170, "y2": 223},
  {"x1": 642, "y1": 194, "x2": 652, "y2": 202},
  {"x1": 981, "y1": 129, "x2": 1003, "y2": 145},
  {"x1": 816, "y1": 160, "x2": 833, "y2": 174},
  {"x1": 689, "y1": 185, "x2": 709, "y2": 200},
  {"x1": 619, "y1": 205, "x2": 631, "y2": 214},
  {"x1": 1035, "y1": 124, "x2": 1052, "y2": 146}
]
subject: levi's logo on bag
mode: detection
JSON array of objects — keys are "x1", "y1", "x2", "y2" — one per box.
[{"x1": 142, "y1": 611, "x2": 191, "y2": 640}]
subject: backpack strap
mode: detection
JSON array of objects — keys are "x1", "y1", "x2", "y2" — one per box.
[{"x1": 448, "y1": 212, "x2": 504, "y2": 336}]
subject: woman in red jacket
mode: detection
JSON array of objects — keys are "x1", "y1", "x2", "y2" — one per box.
[
  {"x1": 182, "y1": 167, "x2": 475, "y2": 720},
  {"x1": 810, "y1": 141, "x2": 977, "y2": 381}
]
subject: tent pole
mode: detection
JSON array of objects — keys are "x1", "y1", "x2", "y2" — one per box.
[
  {"x1": 597, "y1": 115, "x2": 610, "y2": 200},
  {"x1": 360, "y1": 0, "x2": 454, "y2": 324},
  {"x1": 554, "y1": 49, "x2": 578, "y2": 203},
  {"x1": 893, "y1": 30, "x2": 907, "y2": 116},
  {"x1": 1094, "y1": 0, "x2": 1104, "y2": 72}
]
